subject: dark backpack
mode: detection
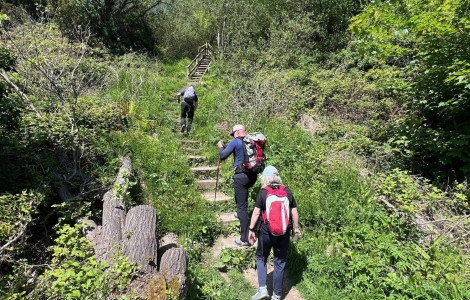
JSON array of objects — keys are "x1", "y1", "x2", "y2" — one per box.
[
  {"x1": 241, "y1": 132, "x2": 266, "y2": 174},
  {"x1": 183, "y1": 86, "x2": 196, "y2": 103}
]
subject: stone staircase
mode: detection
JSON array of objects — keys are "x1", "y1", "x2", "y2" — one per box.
[
  {"x1": 175, "y1": 90, "x2": 302, "y2": 300},
  {"x1": 181, "y1": 139, "x2": 236, "y2": 217}
]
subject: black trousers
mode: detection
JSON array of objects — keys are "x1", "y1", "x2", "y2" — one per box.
[
  {"x1": 180, "y1": 101, "x2": 195, "y2": 133},
  {"x1": 233, "y1": 172, "x2": 258, "y2": 242}
]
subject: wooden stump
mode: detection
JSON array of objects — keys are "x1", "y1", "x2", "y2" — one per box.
[
  {"x1": 160, "y1": 248, "x2": 189, "y2": 299},
  {"x1": 122, "y1": 205, "x2": 158, "y2": 273},
  {"x1": 96, "y1": 156, "x2": 131, "y2": 261},
  {"x1": 83, "y1": 156, "x2": 189, "y2": 299},
  {"x1": 158, "y1": 232, "x2": 179, "y2": 269}
]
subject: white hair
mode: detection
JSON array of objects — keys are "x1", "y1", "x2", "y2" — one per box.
[{"x1": 261, "y1": 175, "x2": 282, "y2": 188}]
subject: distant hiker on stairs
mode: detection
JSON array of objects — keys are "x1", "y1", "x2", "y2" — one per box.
[
  {"x1": 177, "y1": 85, "x2": 198, "y2": 134},
  {"x1": 217, "y1": 124, "x2": 258, "y2": 247},
  {"x1": 248, "y1": 165, "x2": 301, "y2": 300}
]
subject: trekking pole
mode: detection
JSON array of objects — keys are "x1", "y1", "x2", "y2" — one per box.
[{"x1": 214, "y1": 157, "x2": 221, "y2": 207}]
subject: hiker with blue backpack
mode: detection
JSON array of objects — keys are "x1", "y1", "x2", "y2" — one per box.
[
  {"x1": 248, "y1": 165, "x2": 301, "y2": 300},
  {"x1": 177, "y1": 85, "x2": 198, "y2": 134},
  {"x1": 217, "y1": 124, "x2": 267, "y2": 247}
]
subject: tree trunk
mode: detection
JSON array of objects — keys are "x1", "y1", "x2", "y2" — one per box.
[
  {"x1": 158, "y1": 232, "x2": 179, "y2": 269},
  {"x1": 96, "y1": 156, "x2": 131, "y2": 261},
  {"x1": 122, "y1": 205, "x2": 158, "y2": 273},
  {"x1": 159, "y1": 248, "x2": 189, "y2": 299},
  {"x1": 82, "y1": 155, "x2": 189, "y2": 299}
]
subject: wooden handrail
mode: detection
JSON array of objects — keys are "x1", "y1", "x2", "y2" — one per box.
[{"x1": 187, "y1": 43, "x2": 213, "y2": 78}]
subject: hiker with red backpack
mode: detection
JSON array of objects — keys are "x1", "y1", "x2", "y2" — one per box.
[
  {"x1": 217, "y1": 124, "x2": 266, "y2": 247},
  {"x1": 176, "y1": 85, "x2": 198, "y2": 134},
  {"x1": 248, "y1": 165, "x2": 301, "y2": 300}
]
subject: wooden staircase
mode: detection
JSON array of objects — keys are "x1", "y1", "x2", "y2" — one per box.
[{"x1": 186, "y1": 43, "x2": 213, "y2": 81}]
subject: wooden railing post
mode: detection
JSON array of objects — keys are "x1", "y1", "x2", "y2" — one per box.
[{"x1": 186, "y1": 43, "x2": 213, "y2": 79}]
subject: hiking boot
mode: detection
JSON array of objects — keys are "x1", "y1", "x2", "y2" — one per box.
[
  {"x1": 235, "y1": 239, "x2": 251, "y2": 247},
  {"x1": 180, "y1": 124, "x2": 186, "y2": 133},
  {"x1": 271, "y1": 294, "x2": 281, "y2": 300},
  {"x1": 251, "y1": 287, "x2": 269, "y2": 300}
]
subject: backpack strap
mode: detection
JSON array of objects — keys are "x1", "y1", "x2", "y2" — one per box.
[
  {"x1": 233, "y1": 138, "x2": 245, "y2": 173},
  {"x1": 263, "y1": 186, "x2": 274, "y2": 193},
  {"x1": 265, "y1": 185, "x2": 287, "y2": 197},
  {"x1": 262, "y1": 187, "x2": 273, "y2": 224}
]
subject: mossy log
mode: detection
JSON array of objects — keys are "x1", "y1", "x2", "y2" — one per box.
[{"x1": 159, "y1": 248, "x2": 189, "y2": 299}]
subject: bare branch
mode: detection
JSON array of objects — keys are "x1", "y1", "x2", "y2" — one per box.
[
  {"x1": 0, "y1": 69, "x2": 42, "y2": 118},
  {"x1": 0, "y1": 201, "x2": 33, "y2": 255}
]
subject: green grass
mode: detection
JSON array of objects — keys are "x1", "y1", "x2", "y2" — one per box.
[{"x1": 92, "y1": 54, "x2": 470, "y2": 300}]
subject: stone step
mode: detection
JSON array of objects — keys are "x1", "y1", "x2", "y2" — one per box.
[
  {"x1": 201, "y1": 191, "x2": 231, "y2": 202},
  {"x1": 188, "y1": 155, "x2": 207, "y2": 161},
  {"x1": 210, "y1": 234, "x2": 256, "y2": 260},
  {"x1": 191, "y1": 166, "x2": 218, "y2": 175},
  {"x1": 181, "y1": 140, "x2": 201, "y2": 145},
  {"x1": 218, "y1": 212, "x2": 238, "y2": 227},
  {"x1": 196, "y1": 179, "x2": 219, "y2": 190},
  {"x1": 185, "y1": 148, "x2": 198, "y2": 153}
]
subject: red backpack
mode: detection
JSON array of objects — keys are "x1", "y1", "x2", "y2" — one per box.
[
  {"x1": 262, "y1": 186, "x2": 290, "y2": 236},
  {"x1": 242, "y1": 132, "x2": 266, "y2": 174}
]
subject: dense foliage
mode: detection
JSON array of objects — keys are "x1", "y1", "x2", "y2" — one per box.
[
  {"x1": 351, "y1": 0, "x2": 470, "y2": 180},
  {"x1": 1, "y1": 0, "x2": 470, "y2": 299},
  {"x1": 47, "y1": 0, "x2": 168, "y2": 53}
]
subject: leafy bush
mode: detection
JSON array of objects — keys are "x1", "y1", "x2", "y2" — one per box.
[
  {"x1": 0, "y1": 191, "x2": 41, "y2": 256},
  {"x1": 35, "y1": 223, "x2": 140, "y2": 299},
  {"x1": 188, "y1": 264, "x2": 254, "y2": 300},
  {"x1": 351, "y1": 0, "x2": 470, "y2": 180},
  {"x1": 215, "y1": 247, "x2": 256, "y2": 271},
  {"x1": 49, "y1": 0, "x2": 160, "y2": 53}
]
